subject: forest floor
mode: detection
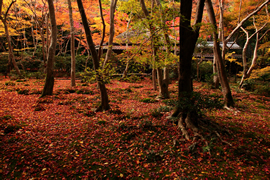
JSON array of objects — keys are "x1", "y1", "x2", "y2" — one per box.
[{"x1": 0, "y1": 76, "x2": 269, "y2": 179}]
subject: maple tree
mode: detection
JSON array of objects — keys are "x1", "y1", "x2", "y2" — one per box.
[
  {"x1": 41, "y1": 0, "x2": 57, "y2": 97},
  {"x1": 76, "y1": 0, "x2": 110, "y2": 111},
  {"x1": 170, "y1": 0, "x2": 205, "y2": 140},
  {"x1": 219, "y1": 0, "x2": 270, "y2": 87},
  {"x1": 205, "y1": 0, "x2": 234, "y2": 108},
  {"x1": 102, "y1": 0, "x2": 118, "y2": 70}
]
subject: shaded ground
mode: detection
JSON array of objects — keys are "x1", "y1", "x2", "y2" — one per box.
[{"x1": 0, "y1": 77, "x2": 269, "y2": 179}]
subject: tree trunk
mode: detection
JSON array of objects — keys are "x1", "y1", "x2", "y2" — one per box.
[
  {"x1": 239, "y1": 27, "x2": 250, "y2": 87},
  {"x1": 205, "y1": 0, "x2": 234, "y2": 107},
  {"x1": 157, "y1": 68, "x2": 169, "y2": 99},
  {"x1": 3, "y1": 20, "x2": 21, "y2": 76},
  {"x1": 171, "y1": 0, "x2": 205, "y2": 140},
  {"x1": 213, "y1": 57, "x2": 219, "y2": 88},
  {"x1": 223, "y1": 0, "x2": 270, "y2": 60},
  {"x1": 41, "y1": 0, "x2": 57, "y2": 97},
  {"x1": 122, "y1": 12, "x2": 132, "y2": 78},
  {"x1": 239, "y1": 12, "x2": 269, "y2": 87},
  {"x1": 0, "y1": 0, "x2": 21, "y2": 76},
  {"x1": 102, "y1": 0, "x2": 117, "y2": 69},
  {"x1": 40, "y1": 27, "x2": 46, "y2": 65},
  {"x1": 139, "y1": 0, "x2": 159, "y2": 91},
  {"x1": 76, "y1": 0, "x2": 110, "y2": 111},
  {"x1": 68, "y1": 0, "x2": 76, "y2": 87}
]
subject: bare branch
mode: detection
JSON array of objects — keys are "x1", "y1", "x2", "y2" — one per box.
[{"x1": 225, "y1": 0, "x2": 270, "y2": 43}]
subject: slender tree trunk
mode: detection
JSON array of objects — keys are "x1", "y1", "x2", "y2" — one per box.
[
  {"x1": 40, "y1": 27, "x2": 46, "y2": 64},
  {"x1": 0, "y1": 0, "x2": 21, "y2": 76},
  {"x1": 46, "y1": 13, "x2": 50, "y2": 60},
  {"x1": 67, "y1": 0, "x2": 76, "y2": 86},
  {"x1": 2, "y1": 20, "x2": 21, "y2": 76},
  {"x1": 205, "y1": 0, "x2": 234, "y2": 107},
  {"x1": 122, "y1": 12, "x2": 132, "y2": 78},
  {"x1": 223, "y1": 0, "x2": 270, "y2": 59},
  {"x1": 239, "y1": 11, "x2": 269, "y2": 87},
  {"x1": 41, "y1": 0, "x2": 57, "y2": 97},
  {"x1": 102, "y1": 0, "x2": 117, "y2": 69},
  {"x1": 97, "y1": 0, "x2": 106, "y2": 61},
  {"x1": 77, "y1": 0, "x2": 110, "y2": 111},
  {"x1": 157, "y1": 68, "x2": 170, "y2": 99},
  {"x1": 239, "y1": 27, "x2": 250, "y2": 87},
  {"x1": 156, "y1": 0, "x2": 170, "y2": 99},
  {"x1": 139, "y1": 0, "x2": 159, "y2": 91}
]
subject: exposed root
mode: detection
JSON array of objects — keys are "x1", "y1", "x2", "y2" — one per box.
[
  {"x1": 185, "y1": 113, "x2": 198, "y2": 133},
  {"x1": 171, "y1": 105, "x2": 235, "y2": 157},
  {"x1": 224, "y1": 106, "x2": 240, "y2": 115},
  {"x1": 178, "y1": 114, "x2": 190, "y2": 141},
  {"x1": 95, "y1": 105, "x2": 110, "y2": 112},
  {"x1": 214, "y1": 131, "x2": 233, "y2": 147},
  {"x1": 172, "y1": 109, "x2": 234, "y2": 157},
  {"x1": 199, "y1": 118, "x2": 235, "y2": 138}
]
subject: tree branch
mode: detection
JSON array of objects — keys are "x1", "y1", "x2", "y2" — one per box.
[
  {"x1": 225, "y1": 0, "x2": 270, "y2": 43},
  {"x1": 5, "y1": 0, "x2": 16, "y2": 20}
]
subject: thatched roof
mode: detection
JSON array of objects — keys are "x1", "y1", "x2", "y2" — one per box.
[
  {"x1": 115, "y1": 28, "x2": 177, "y2": 45},
  {"x1": 115, "y1": 29, "x2": 150, "y2": 44}
]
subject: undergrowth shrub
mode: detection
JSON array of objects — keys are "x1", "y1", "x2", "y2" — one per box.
[
  {"x1": 0, "y1": 115, "x2": 13, "y2": 120},
  {"x1": 76, "y1": 89, "x2": 93, "y2": 94},
  {"x1": 242, "y1": 79, "x2": 256, "y2": 91},
  {"x1": 4, "y1": 125, "x2": 22, "y2": 134},
  {"x1": 120, "y1": 75, "x2": 142, "y2": 83},
  {"x1": 151, "y1": 106, "x2": 172, "y2": 117},
  {"x1": 0, "y1": 54, "x2": 9, "y2": 74},
  {"x1": 17, "y1": 89, "x2": 30, "y2": 95},
  {"x1": 140, "y1": 98, "x2": 157, "y2": 103},
  {"x1": 162, "y1": 99, "x2": 178, "y2": 106},
  {"x1": 242, "y1": 80, "x2": 270, "y2": 96},
  {"x1": 5, "y1": 81, "x2": 15, "y2": 86},
  {"x1": 254, "y1": 84, "x2": 270, "y2": 96},
  {"x1": 150, "y1": 109, "x2": 162, "y2": 117}
]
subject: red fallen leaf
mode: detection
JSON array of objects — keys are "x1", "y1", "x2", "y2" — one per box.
[{"x1": 0, "y1": 78, "x2": 270, "y2": 179}]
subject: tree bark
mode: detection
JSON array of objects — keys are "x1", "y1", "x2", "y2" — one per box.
[
  {"x1": 0, "y1": 0, "x2": 21, "y2": 76},
  {"x1": 156, "y1": 0, "x2": 170, "y2": 99},
  {"x1": 41, "y1": 0, "x2": 57, "y2": 97},
  {"x1": 171, "y1": 0, "x2": 205, "y2": 140},
  {"x1": 67, "y1": 0, "x2": 76, "y2": 87},
  {"x1": 76, "y1": 0, "x2": 110, "y2": 111},
  {"x1": 239, "y1": 11, "x2": 269, "y2": 87},
  {"x1": 97, "y1": 0, "x2": 106, "y2": 61},
  {"x1": 102, "y1": 0, "x2": 117, "y2": 69},
  {"x1": 205, "y1": 0, "x2": 234, "y2": 107},
  {"x1": 222, "y1": 0, "x2": 270, "y2": 59},
  {"x1": 122, "y1": 12, "x2": 132, "y2": 78},
  {"x1": 140, "y1": 0, "x2": 170, "y2": 93}
]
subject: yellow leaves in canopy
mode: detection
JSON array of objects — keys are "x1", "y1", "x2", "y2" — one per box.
[
  {"x1": 259, "y1": 41, "x2": 270, "y2": 50},
  {"x1": 249, "y1": 66, "x2": 270, "y2": 80},
  {"x1": 225, "y1": 52, "x2": 242, "y2": 66},
  {"x1": 14, "y1": 47, "x2": 34, "y2": 51},
  {"x1": 118, "y1": 0, "x2": 141, "y2": 13},
  {"x1": 92, "y1": 16, "x2": 110, "y2": 32}
]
